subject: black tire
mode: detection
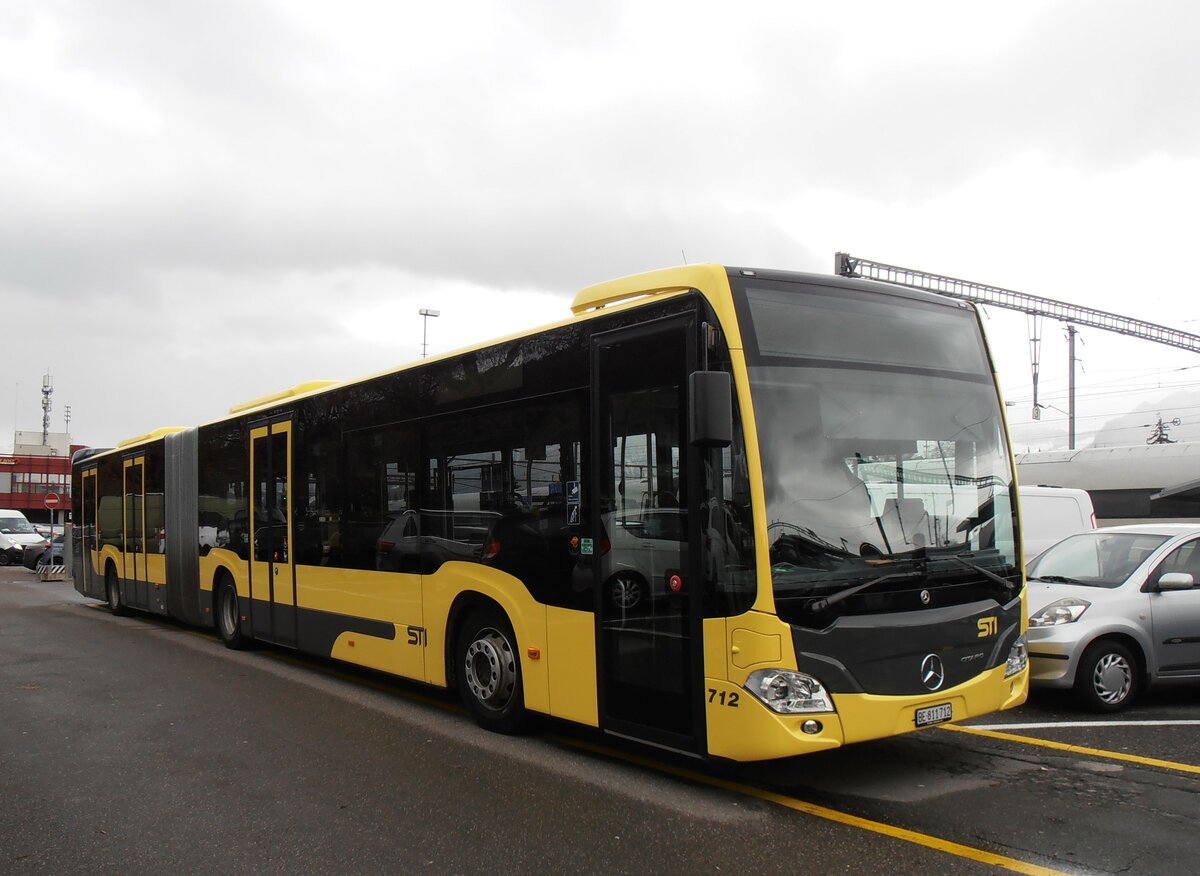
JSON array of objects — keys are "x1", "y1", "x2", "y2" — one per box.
[
  {"x1": 1074, "y1": 640, "x2": 1139, "y2": 712},
  {"x1": 455, "y1": 608, "x2": 526, "y2": 734},
  {"x1": 0, "y1": 550, "x2": 10, "y2": 566},
  {"x1": 608, "y1": 572, "x2": 646, "y2": 611},
  {"x1": 105, "y1": 564, "x2": 129, "y2": 616},
  {"x1": 215, "y1": 575, "x2": 251, "y2": 650}
]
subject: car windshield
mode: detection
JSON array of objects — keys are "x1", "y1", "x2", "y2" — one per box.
[
  {"x1": 1027, "y1": 531, "x2": 1171, "y2": 588},
  {"x1": 735, "y1": 278, "x2": 1021, "y2": 620},
  {"x1": 0, "y1": 517, "x2": 36, "y2": 534}
]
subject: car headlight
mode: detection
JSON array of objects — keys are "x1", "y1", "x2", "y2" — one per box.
[
  {"x1": 1029, "y1": 598, "x2": 1091, "y2": 627},
  {"x1": 744, "y1": 669, "x2": 834, "y2": 714},
  {"x1": 1004, "y1": 635, "x2": 1028, "y2": 677}
]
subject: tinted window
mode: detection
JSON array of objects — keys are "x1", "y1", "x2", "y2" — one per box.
[
  {"x1": 97, "y1": 454, "x2": 124, "y2": 551},
  {"x1": 424, "y1": 394, "x2": 586, "y2": 608},
  {"x1": 197, "y1": 421, "x2": 249, "y2": 560},
  {"x1": 143, "y1": 443, "x2": 165, "y2": 553},
  {"x1": 337, "y1": 423, "x2": 419, "y2": 571}
]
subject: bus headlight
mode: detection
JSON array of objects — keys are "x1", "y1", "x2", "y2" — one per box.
[
  {"x1": 1004, "y1": 636, "x2": 1028, "y2": 678},
  {"x1": 744, "y1": 669, "x2": 834, "y2": 714}
]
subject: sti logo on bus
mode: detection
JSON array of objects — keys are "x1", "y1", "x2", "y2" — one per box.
[{"x1": 977, "y1": 617, "x2": 998, "y2": 638}]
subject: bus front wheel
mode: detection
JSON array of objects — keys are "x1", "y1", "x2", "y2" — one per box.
[{"x1": 456, "y1": 608, "x2": 526, "y2": 734}]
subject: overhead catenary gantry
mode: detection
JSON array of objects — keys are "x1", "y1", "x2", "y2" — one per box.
[{"x1": 834, "y1": 253, "x2": 1200, "y2": 448}]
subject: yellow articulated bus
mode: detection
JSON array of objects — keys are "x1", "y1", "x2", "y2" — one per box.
[{"x1": 72, "y1": 265, "x2": 1028, "y2": 761}]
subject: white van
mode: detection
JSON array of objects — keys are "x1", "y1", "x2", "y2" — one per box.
[
  {"x1": 0, "y1": 509, "x2": 49, "y2": 566},
  {"x1": 1017, "y1": 486, "x2": 1097, "y2": 562}
]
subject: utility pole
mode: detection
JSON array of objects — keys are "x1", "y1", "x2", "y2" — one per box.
[
  {"x1": 1066, "y1": 326, "x2": 1077, "y2": 449},
  {"x1": 419, "y1": 309, "x2": 440, "y2": 358}
]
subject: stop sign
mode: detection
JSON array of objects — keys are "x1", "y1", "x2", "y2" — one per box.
[{"x1": 44, "y1": 493, "x2": 61, "y2": 510}]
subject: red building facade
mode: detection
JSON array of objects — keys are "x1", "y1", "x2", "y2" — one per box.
[{"x1": 0, "y1": 439, "x2": 84, "y2": 525}]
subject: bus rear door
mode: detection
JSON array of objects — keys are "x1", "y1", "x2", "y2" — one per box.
[{"x1": 78, "y1": 467, "x2": 99, "y2": 596}]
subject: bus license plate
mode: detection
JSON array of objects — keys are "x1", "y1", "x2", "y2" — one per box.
[{"x1": 915, "y1": 703, "x2": 953, "y2": 727}]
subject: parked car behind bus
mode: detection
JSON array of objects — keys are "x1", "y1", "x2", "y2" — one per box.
[
  {"x1": 0, "y1": 510, "x2": 48, "y2": 566},
  {"x1": 1026, "y1": 524, "x2": 1200, "y2": 711},
  {"x1": 1018, "y1": 485, "x2": 1096, "y2": 562},
  {"x1": 22, "y1": 535, "x2": 65, "y2": 570}
]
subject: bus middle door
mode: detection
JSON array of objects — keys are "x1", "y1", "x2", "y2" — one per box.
[
  {"x1": 249, "y1": 419, "x2": 297, "y2": 647},
  {"x1": 122, "y1": 455, "x2": 147, "y2": 609}
]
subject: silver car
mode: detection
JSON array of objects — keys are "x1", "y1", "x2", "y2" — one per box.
[
  {"x1": 601, "y1": 509, "x2": 685, "y2": 610},
  {"x1": 1026, "y1": 524, "x2": 1200, "y2": 711}
]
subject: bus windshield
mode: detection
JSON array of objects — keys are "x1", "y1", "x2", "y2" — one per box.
[{"x1": 736, "y1": 279, "x2": 1020, "y2": 619}]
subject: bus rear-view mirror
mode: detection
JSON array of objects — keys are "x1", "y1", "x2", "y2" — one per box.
[{"x1": 689, "y1": 371, "x2": 732, "y2": 448}]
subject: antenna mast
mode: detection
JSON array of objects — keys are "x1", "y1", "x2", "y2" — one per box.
[{"x1": 41, "y1": 372, "x2": 53, "y2": 445}]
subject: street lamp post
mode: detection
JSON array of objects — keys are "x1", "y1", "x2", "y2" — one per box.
[{"x1": 419, "y1": 308, "x2": 440, "y2": 358}]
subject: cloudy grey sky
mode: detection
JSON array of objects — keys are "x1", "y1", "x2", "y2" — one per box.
[{"x1": 3, "y1": 0, "x2": 1199, "y2": 451}]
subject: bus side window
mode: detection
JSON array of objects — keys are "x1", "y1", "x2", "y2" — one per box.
[{"x1": 421, "y1": 395, "x2": 587, "y2": 609}]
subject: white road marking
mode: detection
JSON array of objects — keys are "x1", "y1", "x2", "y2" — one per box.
[{"x1": 968, "y1": 720, "x2": 1200, "y2": 730}]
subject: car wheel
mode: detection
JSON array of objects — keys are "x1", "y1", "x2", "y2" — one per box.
[
  {"x1": 105, "y1": 564, "x2": 129, "y2": 616},
  {"x1": 609, "y1": 572, "x2": 645, "y2": 611},
  {"x1": 0, "y1": 551, "x2": 10, "y2": 566},
  {"x1": 1074, "y1": 640, "x2": 1139, "y2": 712},
  {"x1": 456, "y1": 608, "x2": 526, "y2": 734},
  {"x1": 215, "y1": 575, "x2": 251, "y2": 650}
]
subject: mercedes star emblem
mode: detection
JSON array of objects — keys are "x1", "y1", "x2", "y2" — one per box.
[{"x1": 920, "y1": 653, "x2": 945, "y2": 691}]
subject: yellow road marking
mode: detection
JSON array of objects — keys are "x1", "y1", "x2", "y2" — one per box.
[
  {"x1": 559, "y1": 738, "x2": 1067, "y2": 876},
  {"x1": 942, "y1": 724, "x2": 1200, "y2": 775}
]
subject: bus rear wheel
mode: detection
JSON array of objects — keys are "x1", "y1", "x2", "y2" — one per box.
[
  {"x1": 105, "y1": 565, "x2": 129, "y2": 616},
  {"x1": 215, "y1": 576, "x2": 251, "y2": 650},
  {"x1": 456, "y1": 608, "x2": 526, "y2": 734}
]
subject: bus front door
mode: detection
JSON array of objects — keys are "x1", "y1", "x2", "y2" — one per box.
[
  {"x1": 122, "y1": 456, "x2": 147, "y2": 609},
  {"x1": 79, "y1": 467, "x2": 99, "y2": 596},
  {"x1": 592, "y1": 318, "x2": 705, "y2": 755},
  {"x1": 249, "y1": 419, "x2": 296, "y2": 647}
]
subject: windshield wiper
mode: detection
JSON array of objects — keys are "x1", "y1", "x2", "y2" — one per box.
[
  {"x1": 806, "y1": 571, "x2": 924, "y2": 613},
  {"x1": 1029, "y1": 574, "x2": 1088, "y2": 585},
  {"x1": 951, "y1": 556, "x2": 1016, "y2": 593}
]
